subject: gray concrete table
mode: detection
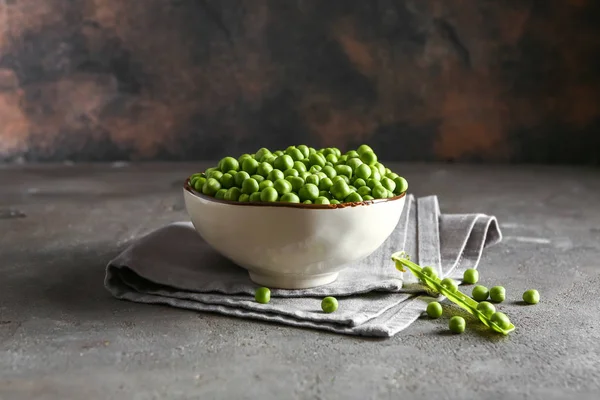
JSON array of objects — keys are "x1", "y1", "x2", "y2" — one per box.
[{"x1": 1, "y1": 163, "x2": 599, "y2": 400}]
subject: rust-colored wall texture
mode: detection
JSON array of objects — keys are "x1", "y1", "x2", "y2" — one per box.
[{"x1": 0, "y1": 0, "x2": 599, "y2": 163}]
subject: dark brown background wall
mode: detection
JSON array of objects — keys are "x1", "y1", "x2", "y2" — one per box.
[{"x1": 1, "y1": 0, "x2": 599, "y2": 163}]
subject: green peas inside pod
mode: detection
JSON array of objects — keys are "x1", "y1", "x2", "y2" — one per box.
[{"x1": 189, "y1": 145, "x2": 408, "y2": 205}]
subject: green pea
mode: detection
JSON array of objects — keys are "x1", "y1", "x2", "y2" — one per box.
[
  {"x1": 394, "y1": 176, "x2": 408, "y2": 194},
  {"x1": 334, "y1": 165, "x2": 353, "y2": 179},
  {"x1": 380, "y1": 177, "x2": 396, "y2": 192},
  {"x1": 325, "y1": 154, "x2": 338, "y2": 164},
  {"x1": 303, "y1": 200, "x2": 312, "y2": 204},
  {"x1": 358, "y1": 150, "x2": 377, "y2": 166},
  {"x1": 267, "y1": 169, "x2": 285, "y2": 182},
  {"x1": 366, "y1": 178, "x2": 379, "y2": 189},
  {"x1": 449, "y1": 316, "x2": 466, "y2": 334},
  {"x1": 441, "y1": 277, "x2": 458, "y2": 292},
  {"x1": 284, "y1": 168, "x2": 299, "y2": 178},
  {"x1": 273, "y1": 155, "x2": 293, "y2": 171},
  {"x1": 193, "y1": 177, "x2": 207, "y2": 191},
  {"x1": 264, "y1": 155, "x2": 277, "y2": 165},
  {"x1": 333, "y1": 147, "x2": 342, "y2": 157},
  {"x1": 219, "y1": 157, "x2": 239, "y2": 173},
  {"x1": 318, "y1": 191, "x2": 331, "y2": 199},
  {"x1": 314, "y1": 196, "x2": 330, "y2": 205},
  {"x1": 300, "y1": 171, "x2": 311, "y2": 180},
  {"x1": 234, "y1": 171, "x2": 250, "y2": 187},
  {"x1": 337, "y1": 154, "x2": 348, "y2": 164},
  {"x1": 363, "y1": 195, "x2": 374, "y2": 200},
  {"x1": 357, "y1": 144, "x2": 373, "y2": 156},
  {"x1": 255, "y1": 287, "x2": 271, "y2": 304},
  {"x1": 220, "y1": 173, "x2": 234, "y2": 189},
  {"x1": 224, "y1": 187, "x2": 242, "y2": 201},
  {"x1": 385, "y1": 167, "x2": 392, "y2": 175},
  {"x1": 421, "y1": 266, "x2": 437, "y2": 279},
  {"x1": 273, "y1": 178, "x2": 293, "y2": 195},
  {"x1": 345, "y1": 192, "x2": 363, "y2": 203},
  {"x1": 375, "y1": 162, "x2": 386, "y2": 176},
  {"x1": 386, "y1": 172, "x2": 399, "y2": 180},
  {"x1": 321, "y1": 297, "x2": 338, "y2": 313},
  {"x1": 333, "y1": 175, "x2": 350, "y2": 185},
  {"x1": 309, "y1": 165, "x2": 323, "y2": 174},
  {"x1": 297, "y1": 145, "x2": 310, "y2": 159},
  {"x1": 322, "y1": 148, "x2": 335, "y2": 157},
  {"x1": 202, "y1": 178, "x2": 221, "y2": 196},
  {"x1": 205, "y1": 167, "x2": 218, "y2": 175},
  {"x1": 299, "y1": 183, "x2": 319, "y2": 202},
  {"x1": 353, "y1": 178, "x2": 366, "y2": 187},
  {"x1": 280, "y1": 192, "x2": 300, "y2": 203},
  {"x1": 346, "y1": 150, "x2": 360, "y2": 159},
  {"x1": 273, "y1": 150, "x2": 284, "y2": 156},
  {"x1": 309, "y1": 153, "x2": 326, "y2": 168},
  {"x1": 372, "y1": 185, "x2": 388, "y2": 199},
  {"x1": 426, "y1": 301, "x2": 443, "y2": 318},
  {"x1": 489, "y1": 286, "x2": 506, "y2": 303},
  {"x1": 318, "y1": 177, "x2": 333, "y2": 191},
  {"x1": 330, "y1": 179, "x2": 352, "y2": 201},
  {"x1": 330, "y1": 199, "x2": 340, "y2": 204},
  {"x1": 472, "y1": 285, "x2": 489, "y2": 301},
  {"x1": 249, "y1": 192, "x2": 262, "y2": 202},
  {"x1": 238, "y1": 154, "x2": 253, "y2": 166},
  {"x1": 321, "y1": 165, "x2": 337, "y2": 179},
  {"x1": 463, "y1": 268, "x2": 479, "y2": 284},
  {"x1": 300, "y1": 158, "x2": 311, "y2": 169},
  {"x1": 369, "y1": 167, "x2": 381, "y2": 181},
  {"x1": 260, "y1": 187, "x2": 279, "y2": 202},
  {"x1": 251, "y1": 174, "x2": 264, "y2": 183},
  {"x1": 315, "y1": 172, "x2": 328, "y2": 180},
  {"x1": 306, "y1": 174, "x2": 319, "y2": 186},
  {"x1": 286, "y1": 148, "x2": 304, "y2": 161},
  {"x1": 259, "y1": 179, "x2": 274, "y2": 191},
  {"x1": 354, "y1": 186, "x2": 370, "y2": 197},
  {"x1": 490, "y1": 312, "x2": 511, "y2": 330},
  {"x1": 254, "y1": 148, "x2": 271, "y2": 162},
  {"x1": 241, "y1": 178, "x2": 260, "y2": 195},
  {"x1": 308, "y1": 147, "x2": 317, "y2": 155},
  {"x1": 346, "y1": 157, "x2": 363, "y2": 172},
  {"x1": 214, "y1": 189, "x2": 227, "y2": 200},
  {"x1": 225, "y1": 170, "x2": 237, "y2": 177},
  {"x1": 293, "y1": 161, "x2": 307, "y2": 173},
  {"x1": 257, "y1": 162, "x2": 273, "y2": 178},
  {"x1": 207, "y1": 170, "x2": 223, "y2": 180},
  {"x1": 238, "y1": 194, "x2": 250, "y2": 202},
  {"x1": 287, "y1": 176, "x2": 304, "y2": 192},
  {"x1": 476, "y1": 301, "x2": 496, "y2": 318},
  {"x1": 523, "y1": 289, "x2": 540, "y2": 304}
]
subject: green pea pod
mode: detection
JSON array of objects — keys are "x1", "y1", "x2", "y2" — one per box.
[{"x1": 391, "y1": 252, "x2": 515, "y2": 335}]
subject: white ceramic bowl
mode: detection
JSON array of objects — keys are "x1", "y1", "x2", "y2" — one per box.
[{"x1": 183, "y1": 179, "x2": 406, "y2": 289}]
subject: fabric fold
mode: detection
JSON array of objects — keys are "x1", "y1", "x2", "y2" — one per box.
[{"x1": 105, "y1": 195, "x2": 502, "y2": 337}]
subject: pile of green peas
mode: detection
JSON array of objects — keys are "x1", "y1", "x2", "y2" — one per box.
[
  {"x1": 188, "y1": 145, "x2": 408, "y2": 205},
  {"x1": 424, "y1": 267, "x2": 540, "y2": 334}
]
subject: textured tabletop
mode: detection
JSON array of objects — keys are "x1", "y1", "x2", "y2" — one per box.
[{"x1": 1, "y1": 163, "x2": 599, "y2": 399}]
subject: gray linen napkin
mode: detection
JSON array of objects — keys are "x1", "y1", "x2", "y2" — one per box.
[{"x1": 104, "y1": 195, "x2": 502, "y2": 337}]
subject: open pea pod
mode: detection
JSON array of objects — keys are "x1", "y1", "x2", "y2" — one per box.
[{"x1": 391, "y1": 252, "x2": 515, "y2": 335}]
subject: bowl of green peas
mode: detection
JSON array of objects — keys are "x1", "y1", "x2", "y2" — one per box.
[{"x1": 183, "y1": 145, "x2": 408, "y2": 289}]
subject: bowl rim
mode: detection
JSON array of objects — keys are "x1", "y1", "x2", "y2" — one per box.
[{"x1": 184, "y1": 177, "x2": 406, "y2": 209}]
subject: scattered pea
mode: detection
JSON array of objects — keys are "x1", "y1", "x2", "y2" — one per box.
[
  {"x1": 321, "y1": 297, "x2": 338, "y2": 313},
  {"x1": 472, "y1": 285, "x2": 489, "y2": 301},
  {"x1": 523, "y1": 289, "x2": 540, "y2": 304},
  {"x1": 489, "y1": 286, "x2": 506, "y2": 303},
  {"x1": 449, "y1": 316, "x2": 466, "y2": 334},
  {"x1": 426, "y1": 301, "x2": 443, "y2": 318},
  {"x1": 255, "y1": 287, "x2": 271, "y2": 304},
  {"x1": 463, "y1": 268, "x2": 479, "y2": 284}
]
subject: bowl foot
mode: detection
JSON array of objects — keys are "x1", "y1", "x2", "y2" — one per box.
[{"x1": 248, "y1": 271, "x2": 339, "y2": 289}]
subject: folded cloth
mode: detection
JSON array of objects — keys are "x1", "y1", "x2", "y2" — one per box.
[{"x1": 104, "y1": 195, "x2": 502, "y2": 337}]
